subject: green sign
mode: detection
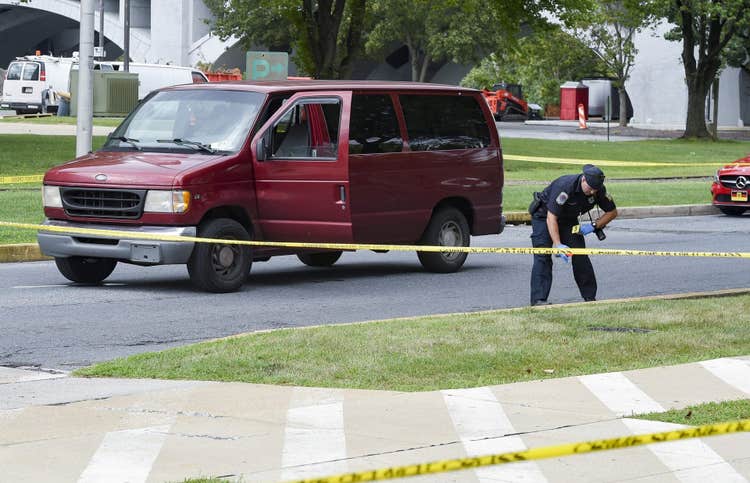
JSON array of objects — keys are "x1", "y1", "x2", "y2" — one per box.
[{"x1": 246, "y1": 51, "x2": 288, "y2": 81}]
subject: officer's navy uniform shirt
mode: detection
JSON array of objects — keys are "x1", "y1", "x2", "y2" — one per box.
[{"x1": 536, "y1": 174, "x2": 616, "y2": 222}]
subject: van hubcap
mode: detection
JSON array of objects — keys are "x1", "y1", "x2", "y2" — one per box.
[
  {"x1": 212, "y1": 244, "x2": 239, "y2": 275},
  {"x1": 439, "y1": 221, "x2": 462, "y2": 261}
]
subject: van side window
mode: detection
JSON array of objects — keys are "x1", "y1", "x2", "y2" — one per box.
[
  {"x1": 22, "y1": 63, "x2": 40, "y2": 81},
  {"x1": 349, "y1": 94, "x2": 403, "y2": 154},
  {"x1": 400, "y1": 94, "x2": 492, "y2": 151},
  {"x1": 6, "y1": 63, "x2": 22, "y2": 80},
  {"x1": 270, "y1": 99, "x2": 340, "y2": 160}
]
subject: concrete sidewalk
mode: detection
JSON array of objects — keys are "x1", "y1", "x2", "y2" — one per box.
[{"x1": 1, "y1": 356, "x2": 749, "y2": 483}]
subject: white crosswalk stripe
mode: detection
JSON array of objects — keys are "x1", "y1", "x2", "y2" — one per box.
[
  {"x1": 442, "y1": 387, "x2": 548, "y2": 483},
  {"x1": 700, "y1": 358, "x2": 750, "y2": 394},
  {"x1": 77, "y1": 424, "x2": 172, "y2": 483},
  {"x1": 281, "y1": 388, "x2": 347, "y2": 481},
  {"x1": 579, "y1": 371, "x2": 664, "y2": 416},
  {"x1": 623, "y1": 418, "x2": 748, "y2": 483}
]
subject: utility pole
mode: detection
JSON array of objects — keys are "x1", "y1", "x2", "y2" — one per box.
[
  {"x1": 123, "y1": 0, "x2": 130, "y2": 72},
  {"x1": 76, "y1": 0, "x2": 95, "y2": 157},
  {"x1": 99, "y1": 0, "x2": 104, "y2": 51}
]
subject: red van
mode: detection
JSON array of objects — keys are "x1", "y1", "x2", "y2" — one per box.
[{"x1": 38, "y1": 81, "x2": 504, "y2": 292}]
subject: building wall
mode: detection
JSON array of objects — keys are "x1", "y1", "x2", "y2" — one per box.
[{"x1": 628, "y1": 21, "x2": 746, "y2": 128}]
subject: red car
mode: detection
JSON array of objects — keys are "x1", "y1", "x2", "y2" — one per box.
[{"x1": 712, "y1": 155, "x2": 750, "y2": 216}]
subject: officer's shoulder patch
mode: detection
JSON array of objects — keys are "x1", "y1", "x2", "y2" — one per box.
[
  {"x1": 555, "y1": 192, "x2": 569, "y2": 205},
  {"x1": 606, "y1": 193, "x2": 614, "y2": 202}
]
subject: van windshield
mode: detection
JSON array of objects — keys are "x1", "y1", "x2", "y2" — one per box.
[{"x1": 105, "y1": 89, "x2": 264, "y2": 154}]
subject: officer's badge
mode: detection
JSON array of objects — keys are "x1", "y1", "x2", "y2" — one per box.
[{"x1": 555, "y1": 192, "x2": 568, "y2": 205}]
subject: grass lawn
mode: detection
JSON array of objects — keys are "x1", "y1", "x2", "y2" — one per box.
[
  {"x1": 636, "y1": 399, "x2": 750, "y2": 426},
  {"x1": 503, "y1": 181, "x2": 710, "y2": 211},
  {"x1": 0, "y1": 134, "x2": 107, "y2": 176},
  {"x1": 0, "y1": 115, "x2": 123, "y2": 127},
  {"x1": 0, "y1": 189, "x2": 43, "y2": 244},
  {"x1": 75, "y1": 293, "x2": 750, "y2": 392}
]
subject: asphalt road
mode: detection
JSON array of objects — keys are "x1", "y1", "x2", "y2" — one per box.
[{"x1": 1, "y1": 213, "x2": 748, "y2": 371}]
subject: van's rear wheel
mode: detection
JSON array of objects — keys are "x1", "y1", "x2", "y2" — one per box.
[
  {"x1": 187, "y1": 218, "x2": 252, "y2": 293},
  {"x1": 417, "y1": 208, "x2": 470, "y2": 273},
  {"x1": 55, "y1": 257, "x2": 117, "y2": 283},
  {"x1": 297, "y1": 251, "x2": 343, "y2": 267},
  {"x1": 719, "y1": 206, "x2": 746, "y2": 216}
]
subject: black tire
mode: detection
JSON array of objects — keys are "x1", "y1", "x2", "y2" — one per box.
[
  {"x1": 187, "y1": 218, "x2": 252, "y2": 293},
  {"x1": 55, "y1": 257, "x2": 117, "y2": 283},
  {"x1": 417, "y1": 207, "x2": 470, "y2": 273},
  {"x1": 297, "y1": 251, "x2": 343, "y2": 267},
  {"x1": 719, "y1": 206, "x2": 746, "y2": 216}
]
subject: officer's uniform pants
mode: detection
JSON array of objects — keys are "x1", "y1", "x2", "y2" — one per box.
[{"x1": 530, "y1": 215, "x2": 597, "y2": 303}]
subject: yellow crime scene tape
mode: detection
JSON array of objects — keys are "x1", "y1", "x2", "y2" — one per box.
[
  {"x1": 283, "y1": 419, "x2": 750, "y2": 483},
  {"x1": 0, "y1": 174, "x2": 43, "y2": 184},
  {"x1": 2, "y1": 220, "x2": 750, "y2": 259},
  {"x1": 503, "y1": 153, "x2": 726, "y2": 168}
]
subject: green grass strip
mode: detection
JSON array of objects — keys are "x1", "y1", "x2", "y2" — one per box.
[
  {"x1": 76, "y1": 293, "x2": 750, "y2": 392},
  {"x1": 636, "y1": 399, "x2": 750, "y2": 426}
]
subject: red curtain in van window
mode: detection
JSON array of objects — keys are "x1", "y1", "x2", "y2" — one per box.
[{"x1": 305, "y1": 104, "x2": 330, "y2": 147}]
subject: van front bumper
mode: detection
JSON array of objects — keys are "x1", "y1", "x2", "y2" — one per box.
[
  {"x1": 37, "y1": 219, "x2": 196, "y2": 265},
  {"x1": 1, "y1": 102, "x2": 42, "y2": 110}
]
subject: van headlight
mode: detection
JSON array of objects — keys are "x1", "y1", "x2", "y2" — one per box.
[
  {"x1": 714, "y1": 170, "x2": 720, "y2": 183},
  {"x1": 144, "y1": 190, "x2": 191, "y2": 213},
  {"x1": 42, "y1": 185, "x2": 63, "y2": 208}
]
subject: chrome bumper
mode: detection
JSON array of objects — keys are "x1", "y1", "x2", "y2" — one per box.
[{"x1": 37, "y1": 219, "x2": 196, "y2": 265}]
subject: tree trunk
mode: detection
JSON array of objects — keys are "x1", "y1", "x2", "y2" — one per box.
[
  {"x1": 618, "y1": 87, "x2": 628, "y2": 127},
  {"x1": 711, "y1": 78, "x2": 719, "y2": 140},
  {"x1": 684, "y1": 76, "x2": 711, "y2": 138}
]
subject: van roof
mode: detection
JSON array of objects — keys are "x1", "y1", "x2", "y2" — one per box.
[
  {"x1": 104, "y1": 62, "x2": 201, "y2": 72},
  {"x1": 165, "y1": 80, "x2": 479, "y2": 94}
]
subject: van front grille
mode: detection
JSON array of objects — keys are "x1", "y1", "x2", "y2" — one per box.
[{"x1": 61, "y1": 187, "x2": 145, "y2": 219}]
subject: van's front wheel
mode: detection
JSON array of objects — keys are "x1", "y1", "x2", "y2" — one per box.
[
  {"x1": 187, "y1": 218, "x2": 252, "y2": 293},
  {"x1": 417, "y1": 208, "x2": 470, "y2": 273},
  {"x1": 55, "y1": 257, "x2": 117, "y2": 283}
]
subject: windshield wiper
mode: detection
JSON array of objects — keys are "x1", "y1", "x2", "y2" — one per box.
[
  {"x1": 156, "y1": 138, "x2": 216, "y2": 154},
  {"x1": 112, "y1": 136, "x2": 141, "y2": 150}
]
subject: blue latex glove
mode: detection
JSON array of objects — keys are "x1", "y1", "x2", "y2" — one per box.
[
  {"x1": 579, "y1": 223, "x2": 595, "y2": 236},
  {"x1": 555, "y1": 243, "x2": 571, "y2": 263}
]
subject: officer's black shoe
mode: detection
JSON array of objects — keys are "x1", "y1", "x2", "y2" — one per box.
[
  {"x1": 531, "y1": 300, "x2": 550, "y2": 306},
  {"x1": 584, "y1": 297, "x2": 596, "y2": 302}
]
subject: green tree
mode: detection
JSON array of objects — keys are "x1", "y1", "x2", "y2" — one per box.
[
  {"x1": 366, "y1": 0, "x2": 594, "y2": 83},
  {"x1": 571, "y1": 0, "x2": 659, "y2": 126},
  {"x1": 663, "y1": 0, "x2": 750, "y2": 138},
  {"x1": 204, "y1": 0, "x2": 368, "y2": 79},
  {"x1": 365, "y1": 0, "x2": 502, "y2": 82},
  {"x1": 462, "y1": 25, "x2": 608, "y2": 113},
  {"x1": 725, "y1": 30, "x2": 750, "y2": 74}
]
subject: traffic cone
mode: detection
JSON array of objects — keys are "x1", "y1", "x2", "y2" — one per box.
[{"x1": 577, "y1": 103, "x2": 587, "y2": 129}]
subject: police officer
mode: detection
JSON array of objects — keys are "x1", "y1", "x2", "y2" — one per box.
[{"x1": 529, "y1": 164, "x2": 617, "y2": 305}]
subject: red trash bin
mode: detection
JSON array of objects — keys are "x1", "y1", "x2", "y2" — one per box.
[{"x1": 560, "y1": 82, "x2": 589, "y2": 120}]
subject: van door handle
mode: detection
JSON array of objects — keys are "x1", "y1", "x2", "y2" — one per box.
[{"x1": 336, "y1": 185, "x2": 347, "y2": 210}]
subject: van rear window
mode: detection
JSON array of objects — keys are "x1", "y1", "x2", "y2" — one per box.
[
  {"x1": 6, "y1": 63, "x2": 22, "y2": 80},
  {"x1": 400, "y1": 94, "x2": 492, "y2": 151},
  {"x1": 22, "y1": 63, "x2": 40, "y2": 81}
]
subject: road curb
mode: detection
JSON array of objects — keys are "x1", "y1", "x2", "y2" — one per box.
[
  {"x1": 505, "y1": 203, "x2": 719, "y2": 224},
  {"x1": 0, "y1": 244, "x2": 51, "y2": 263}
]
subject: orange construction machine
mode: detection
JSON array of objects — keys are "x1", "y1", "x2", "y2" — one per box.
[{"x1": 482, "y1": 82, "x2": 541, "y2": 121}]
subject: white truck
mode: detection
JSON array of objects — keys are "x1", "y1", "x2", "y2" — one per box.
[{"x1": 1, "y1": 55, "x2": 74, "y2": 115}]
